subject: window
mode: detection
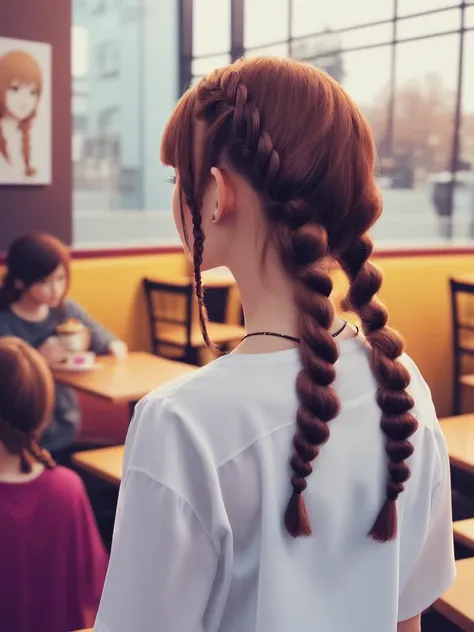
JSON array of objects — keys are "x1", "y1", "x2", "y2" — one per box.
[
  {"x1": 245, "y1": 42, "x2": 289, "y2": 58},
  {"x1": 190, "y1": 1, "x2": 232, "y2": 85},
  {"x1": 97, "y1": 41, "x2": 120, "y2": 78},
  {"x1": 292, "y1": 0, "x2": 393, "y2": 38},
  {"x1": 397, "y1": 0, "x2": 456, "y2": 16},
  {"x1": 192, "y1": 53, "x2": 232, "y2": 80},
  {"x1": 339, "y1": 46, "x2": 392, "y2": 151},
  {"x1": 397, "y1": 8, "x2": 460, "y2": 40},
  {"x1": 211, "y1": 0, "x2": 473, "y2": 247},
  {"x1": 178, "y1": 0, "x2": 473, "y2": 249},
  {"x1": 454, "y1": 31, "x2": 474, "y2": 237},
  {"x1": 383, "y1": 35, "x2": 459, "y2": 243},
  {"x1": 244, "y1": 0, "x2": 289, "y2": 49},
  {"x1": 72, "y1": 0, "x2": 180, "y2": 247},
  {"x1": 98, "y1": 107, "x2": 119, "y2": 134},
  {"x1": 467, "y1": 4, "x2": 474, "y2": 28},
  {"x1": 194, "y1": 0, "x2": 231, "y2": 56},
  {"x1": 91, "y1": 0, "x2": 107, "y2": 13}
]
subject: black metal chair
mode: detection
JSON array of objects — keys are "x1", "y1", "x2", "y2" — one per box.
[
  {"x1": 143, "y1": 277, "x2": 245, "y2": 365},
  {"x1": 450, "y1": 277, "x2": 474, "y2": 415}
]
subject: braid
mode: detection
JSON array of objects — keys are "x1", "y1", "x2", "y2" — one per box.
[
  {"x1": 338, "y1": 234, "x2": 418, "y2": 542},
  {"x1": 190, "y1": 205, "x2": 214, "y2": 349},
  {"x1": 26, "y1": 438, "x2": 56, "y2": 470},
  {"x1": 20, "y1": 121, "x2": 36, "y2": 178},
  {"x1": 279, "y1": 219, "x2": 341, "y2": 537},
  {"x1": 0, "y1": 418, "x2": 56, "y2": 473},
  {"x1": 0, "y1": 121, "x2": 9, "y2": 163}
]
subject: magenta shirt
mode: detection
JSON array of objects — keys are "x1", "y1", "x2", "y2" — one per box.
[{"x1": 0, "y1": 466, "x2": 108, "y2": 632}]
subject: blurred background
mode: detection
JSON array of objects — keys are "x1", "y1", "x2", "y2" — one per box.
[{"x1": 71, "y1": 0, "x2": 474, "y2": 248}]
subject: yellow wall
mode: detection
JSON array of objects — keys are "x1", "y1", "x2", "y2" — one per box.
[
  {"x1": 69, "y1": 252, "x2": 188, "y2": 351},
  {"x1": 2, "y1": 251, "x2": 474, "y2": 417},
  {"x1": 69, "y1": 251, "x2": 474, "y2": 417}
]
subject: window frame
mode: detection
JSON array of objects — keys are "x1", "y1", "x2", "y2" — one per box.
[
  {"x1": 69, "y1": 0, "x2": 474, "y2": 256},
  {"x1": 178, "y1": 0, "x2": 474, "y2": 257}
]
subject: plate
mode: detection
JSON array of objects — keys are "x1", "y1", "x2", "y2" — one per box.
[{"x1": 52, "y1": 362, "x2": 100, "y2": 373}]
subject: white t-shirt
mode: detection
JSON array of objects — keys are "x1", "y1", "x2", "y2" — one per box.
[{"x1": 96, "y1": 336, "x2": 455, "y2": 632}]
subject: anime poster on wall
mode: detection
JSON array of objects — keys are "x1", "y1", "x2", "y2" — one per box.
[{"x1": 0, "y1": 37, "x2": 52, "y2": 185}]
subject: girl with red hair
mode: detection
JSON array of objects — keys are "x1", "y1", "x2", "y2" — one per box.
[{"x1": 97, "y1": 57, "x2": 455, "y2": 632}]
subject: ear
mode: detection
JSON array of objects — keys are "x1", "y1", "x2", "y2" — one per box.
[{"x1": 209, "y1": 167, "x2": 235, "y2": 224}]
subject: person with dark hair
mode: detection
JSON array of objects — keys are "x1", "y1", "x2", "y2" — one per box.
[
  {"x1": 0, "y1": 337, "x2": 107, "y2": 632},
  {"x1": 96, "y1": 58, "x2": 455, "y2": 632},
  {"x1": 0, "y1": 232, "x2": 128, "y2": 458}
]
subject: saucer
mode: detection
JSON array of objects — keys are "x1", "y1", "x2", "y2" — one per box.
[{"x1": 52, "y1": 351, "x2": 98, "y2": 372}]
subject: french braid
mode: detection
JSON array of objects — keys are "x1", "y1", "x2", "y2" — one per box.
[
  {"x1": 191, "y1": 70, "x2": 342, "y2": 537},
  {"x1": 337, "y1": 234, "x2": 418, "y2": 542}
]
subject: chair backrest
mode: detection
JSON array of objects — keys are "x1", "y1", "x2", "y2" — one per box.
[
  {"x1": 451, "y1": 278, "x2": 474, "y2": 328},
  {"x1": 143, "y1": 277, "x2": 194, "y2": 356},
  {"x1": 450, "y1": 278, "x2": 474, "y2": 361}
]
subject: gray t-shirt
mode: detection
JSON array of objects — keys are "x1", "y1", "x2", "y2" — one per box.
[{"x1": 0, "y1": 299, "x2": 116, "y2": 452}]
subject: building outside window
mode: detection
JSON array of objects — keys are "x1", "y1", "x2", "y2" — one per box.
[{"x1": 71, "y1": 0, "x2": 179, "y2": 247}]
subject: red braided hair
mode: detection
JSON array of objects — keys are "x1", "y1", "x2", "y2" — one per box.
[
  {"x1": 0, "y1": 337, "x2": 56, "y2": 472},
  {"x1": 161, "y1": 57, "x2": 418, "y2": 542},
  {"x1": 19, "y1": 118, "x2": 37, "y2": 177}
]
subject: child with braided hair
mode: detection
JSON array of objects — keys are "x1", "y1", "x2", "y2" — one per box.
[
  {"x1": 97, "y1": 57, "x2": 455, "y2": 632},
  {"x1": 0, "y1": 337, "x2": 108, "y2": 632}
]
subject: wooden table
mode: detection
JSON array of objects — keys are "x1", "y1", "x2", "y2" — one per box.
[
  {"x1": 440, "y1": 414, "x2": 474, "y2": 476},
  {"x1": 53, "y1": 351, "x2": 194, "y2": 405},
  {"x1": 454, "y1": 519, "x2": 474, "y2": 550},
  {"x1": 152, "y1": 267, "x2": 236, "y2": 290},
  {"x1": 435, "y1": 559, "x2": 474, "y2": 631},
  {"x1": 72, "y1": 445, "x2": 124, "y2": 486}
]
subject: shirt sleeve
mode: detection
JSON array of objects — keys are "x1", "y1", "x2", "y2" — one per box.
[
  {"x1": 397, "y1": 424, "x2": 456, "y2": 621},
  {"x1": 65, "y1": 299, "x2": 116, "y2": 355},
  {"x1": 95, "y1": 469, "x2": 218, "y2": 632}
]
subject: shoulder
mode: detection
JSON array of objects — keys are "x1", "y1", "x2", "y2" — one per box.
[
  {"x1": 133, "y1": 355, "x2": 259, "y2": 442},
  {"x1": 128, "y1": 360, "x2": 228, "y2": 456},
  {"x1": 125, "y1": 359, "x2": 252, "y2": 486},
  {"x1": 42, "y1": 465, "x2": 86, "y2": 498},
  {"x1": 140, "y1": 357, "x2": 246, "y2": 427},
  {"x1": 123, "y1": 364, "x2": 238, "y2": 530},
  {"x1": 62, "y1": 298, "x2": 85, "y2": 317},
  {"x1": 0, "y1": 308, "x2": 14, "y2": 330}
]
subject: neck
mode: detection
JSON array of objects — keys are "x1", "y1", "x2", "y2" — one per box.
[
  {"x1": 232, "y1": 252, "x2": 299, "y2": 339},
  {"x1": 0, "y1": 442, "x2": 23, "y2": 479},
  {"x1": 0, "y1": 441, "x2": 44, "y2": 483},
  {"x1": 227, "y1": 247, "x2": 346, "y2": 352},
  {"x1": 11, "y1": 295, "x2": 49, "y2": 322}
]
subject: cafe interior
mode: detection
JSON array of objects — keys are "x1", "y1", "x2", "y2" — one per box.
[{"x1": 1, "y1": 0, "x2": 474, "y2": 630}]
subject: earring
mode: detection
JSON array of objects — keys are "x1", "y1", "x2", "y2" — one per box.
[{"x1": 211, "y1": 213, "x2": 216, "y2": 223}]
